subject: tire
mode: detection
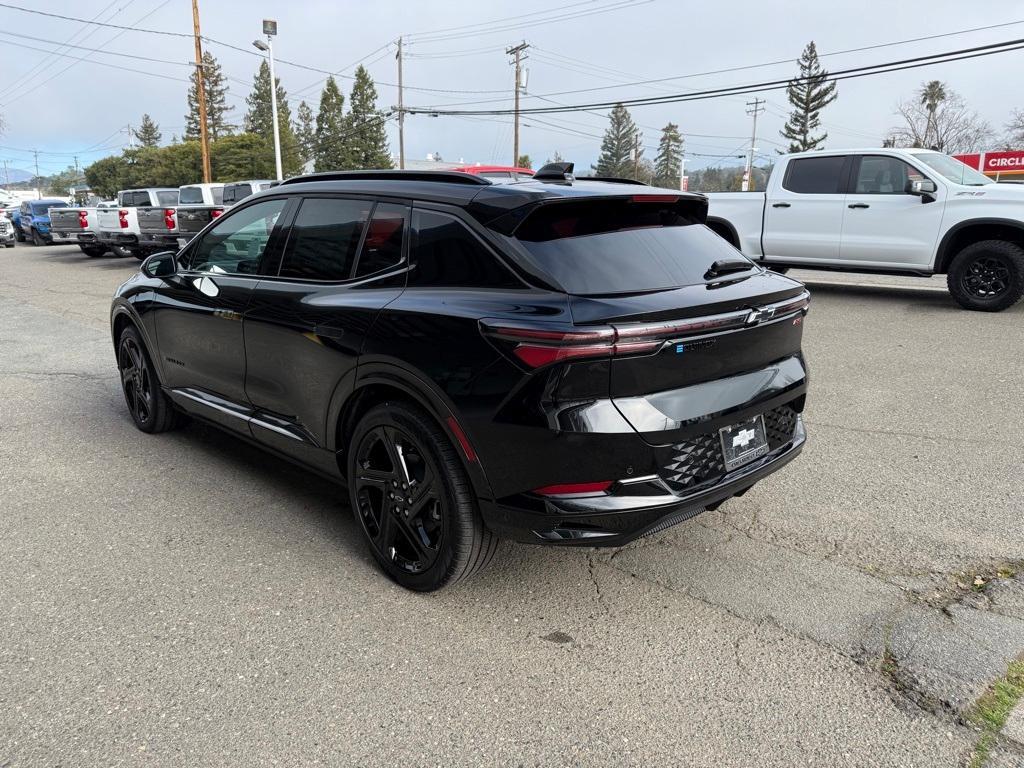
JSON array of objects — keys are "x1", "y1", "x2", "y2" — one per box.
[
  {"x1": 15, "y1": 228, "x2": 25, "y2": 243},
  {"x1": 80, "y1": 244, "x2": 106, "y2": 257},
  {"x1": 347, "y1": 402, "x2": 497, "y2": 591},
  {"x1": 111, "y1": 245, "x2": 132, "y2": 258},
  {"x1": 31, "y1": 228, "x2": 44, "y2": 246},
  {"x1": 4, "y1": 242, "x2": 13, "y2": 248},
  {"x1": 116, "y1": 325, "x2": 181, "y2": 433},
  {"x1": 132, "y1": 249, "x2": 147, "y2": 261},
  {"x1": 946, "y1": 240, "x2": 1024, "y2": 312}
]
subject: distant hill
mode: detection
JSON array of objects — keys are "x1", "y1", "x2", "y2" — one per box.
[{"x1": 2, "y1": 167, "x2": 36, "y2": 185}]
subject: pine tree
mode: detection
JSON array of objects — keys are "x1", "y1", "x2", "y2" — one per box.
[
  {"x1": 780, "y1": 41, "x2": 838, "y2": 152},
  {"x1": 344, "y1": 66, "x2": 393, "y2": 169},
  {"x1": 593, "y1": 104, "x2": 639, "y2": 177},
  {"x1": 653, "y1": 122, "x2": 683, "y2": 187},
  {"x1": 244, "y1": 60, "x2": 301, "y2": 176},
  {"x1": 134, "y1": 114, "x2": 162, "y2": 148},
  {"x1": 294, "y1": 100, "x2": 315, "y2": 169},
  {"x1": 185, "y1": 51, "x2": 235, "y2": 141},
  {"x1": 544, "y1": 150, "x2": 564, "y2": 165},
  {"x1": 313, "y1": 76, "x2": 346, "y2": 172},
  {"x1": 516, "y1": 154, "x2": 531, "y2": 169}
]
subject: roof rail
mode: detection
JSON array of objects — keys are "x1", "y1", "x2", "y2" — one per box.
[
  {"x1": 278, "y1": 170, "x2": 490, "y2": 187},
  {"x1": 574, "y1": 176, "x2": 649, "y2": 186}
]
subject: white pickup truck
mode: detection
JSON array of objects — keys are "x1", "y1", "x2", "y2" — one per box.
[
  {"x1": 138, "y1": 182, "x2": 225, "y2": 254},
  {"x1": 49, "y1": 204, "x2": 115, "y2": 256},
  {"x1": 97, "y1": 188, "x2": 179, "y2": 259},
  {"x1": 705, "y1": 148, "x2": 1024, "y2": 311}
]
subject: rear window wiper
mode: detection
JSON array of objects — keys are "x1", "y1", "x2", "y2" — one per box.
[{"x1": 704, "y1": 259, "x2": 754, "y2": 280}]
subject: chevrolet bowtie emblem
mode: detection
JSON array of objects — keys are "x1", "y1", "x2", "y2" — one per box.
[{"x1": 745, "y1": 306, "x2": 776, "y2": 326}]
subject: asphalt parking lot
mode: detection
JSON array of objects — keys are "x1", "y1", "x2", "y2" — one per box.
[{"x1": 2, "y1": 243, "x2": 1023, "y2": 767}]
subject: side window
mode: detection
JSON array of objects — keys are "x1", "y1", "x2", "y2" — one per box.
[
  {"x1": 278, "y1": 198, "x2": 371, "y2": 281},
  {"x1": 783, "y1": 156, "x2": 847, "y2": 194},
  {"x1": 185, "y1": 198, "x2": 286, "y2": 275},
  {"x1": 212, "y1": 187, "x2": 224, "y2": 205},
  {"x1": 222, "y1": 185, "x2": 237, "y2": 205},
  {"x1": 355, "y1": 203, "x2": 407, "y2": 278},
  {"x1": 410, "y1": 210, "x2": 520, "y2": 288},
  {"x1": 854, "y1": 156, "x2": 926, "y2": 194}
]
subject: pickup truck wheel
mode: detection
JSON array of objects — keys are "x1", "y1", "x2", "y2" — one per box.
[
  {"x1": 80, "y1": 245, "x2": 106, "y2": 257},
  {"x1": 15, "y1": 229, "x2": 25, "y2": 242},
  {"x1": 132, "y1": 249, "x2": 147, "y2": 261},
  {"x1": 111, "y1": 245, "x2": 132, "y2": 258},
  {"x1": 947, "y1": 240, "x2": 1024, "y2": 312},
  {"x1": 31, "y1": 228, "x2": 44, "y2": 246}
]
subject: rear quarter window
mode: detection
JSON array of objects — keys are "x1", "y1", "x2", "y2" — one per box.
[
  {"x1": 782, "y1": 156, "x2": 847, "y2": 194},
  {"x1": 410, "y1": 210, "x2": 521, "y2": 288},
  {"x1": 156, "y1": 191, "x2": 178, "y2": 205},
  {"x1": 511, "y1": 198, "x2": 747, "y2": 295}
]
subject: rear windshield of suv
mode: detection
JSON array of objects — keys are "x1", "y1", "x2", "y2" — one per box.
[{"x1": 511, "y1": 198, "x2": 751, "y2": 294}]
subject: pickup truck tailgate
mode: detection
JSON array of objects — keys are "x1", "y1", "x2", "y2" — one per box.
[
  {"x1": 177, "y1": 206, "x2": 223, "y2": 236},
  {"x1": 138, "y1": 206, "x2": 175, "y2": 234},
  {"x1": 49, "y1": 208, "x2": 86, "y2": 233}
]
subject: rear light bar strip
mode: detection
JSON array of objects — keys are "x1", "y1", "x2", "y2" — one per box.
[{"x1": 482, "y1": 290, "x2": 809, "y2": 369}]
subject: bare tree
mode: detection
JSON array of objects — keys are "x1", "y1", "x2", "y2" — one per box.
[
  {"x1": 1003, "y1": 110, "x2": 1024, "y2": 148},
  {"x1": 886, "y1": 85, "x2": 993, "y2": 153}
]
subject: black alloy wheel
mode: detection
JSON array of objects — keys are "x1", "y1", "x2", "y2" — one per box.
[
  {"x1": 960, "y1": 257, "x2": 1010, "y2": 299},
  {"x1": 947, "y1": 240, "x2": 1024, "y2": 312},
  {"x1": 117, "y1": 326, "x2": 180, "y2": 433},
  {"x1": 348, "y1": 402, "x2": 497, "y2": 591}
]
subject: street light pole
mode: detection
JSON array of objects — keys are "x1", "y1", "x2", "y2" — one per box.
[{"x1": 255, "y1": 20, "x2": 282, "y2": 181}]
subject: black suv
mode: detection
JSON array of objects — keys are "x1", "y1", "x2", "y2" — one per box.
[{"x1": 111, "y1": 164, "x2": 809, "y2": 591}]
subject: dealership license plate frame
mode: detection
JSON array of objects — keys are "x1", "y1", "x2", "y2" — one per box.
[{"x1": 719, "y1": 414, "x2": 770, "y2": 471}]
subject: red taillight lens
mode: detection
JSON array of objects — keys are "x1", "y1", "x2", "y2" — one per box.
[
  {"x1": 118, "y1": 209, "x2": 128, "y2": 228},
  {"x1": 210, "y1": 208, "x2": 224, "y2": 219},
  {"x1": 631, "y1": 194, "x2": 680, "y2": 203},
  {"x1": 482, "y1": 322, "x2": 657, "y2": 369},
  {"x1": 534, "y1": 481, "x2": 612, "y2": 496},
  {"x1": 164, "y1": 209, "x2": 176, "y2": 230},
  {"x1": 78, "y1": 211, "x2": 88, "y2": 228}
]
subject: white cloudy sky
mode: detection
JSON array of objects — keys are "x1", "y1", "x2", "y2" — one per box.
[{"x1": 0, "y1": 0, "x2": 1021, "y2": 179}]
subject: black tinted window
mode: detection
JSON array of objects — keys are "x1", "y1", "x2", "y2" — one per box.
[
  {"x1": 186, "y1": 198, "x2": 286, "y2": 274},
  {"x1": 411, "y1": 211, "x2": 520, "y2": 288},
  {"x1": 355, "y1": 203, "x2": 406, "y2": 277},
  {"x1": 212, "y1": 187, "x2": 224, "y2": 205},
  {"x1": 513, "y1": 198, "x2": 748, "y2": 295},
  {"x1": 784, "y1": 156, "x2": 846, "y2": 194},
  {"x1": 279, "y1": 198, "x2": 371, "y2": 281},
  {"x1": 156, "y1": 191, "x2": 178, "y2": 205}
]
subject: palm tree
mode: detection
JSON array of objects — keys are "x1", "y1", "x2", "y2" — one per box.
[{"x1": 919, "y1": 80, "x2": 947, "y2": 148}]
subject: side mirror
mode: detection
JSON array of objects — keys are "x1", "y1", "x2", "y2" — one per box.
[
  {"x1": 908, "y1": 179, "x2": 937, "y2": 196},
  {"x1": 141, "y1": 251, "x2": 177, "y2": 279}
]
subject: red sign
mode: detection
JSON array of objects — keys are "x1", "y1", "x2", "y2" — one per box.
[
  {"x1": 953, "y1": 150, "x2": 1024, "y2": 176},
  {"x1": 981, "y1": 151, "x2": 1024, "y2": 173}
]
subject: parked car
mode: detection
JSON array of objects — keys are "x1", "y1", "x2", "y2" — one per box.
[
  {"x1": 138, "y1": 182, "x2": 225, "y2": 253},
  {"x1": 704, "y1": 147, "x2": 1024, "y2": 311},
  {"x1": 97, "y1": 188, "x2": 178, "y2": 259},
  {"x1": 223, "y1": 179, "x2": 275, "y2": 207},
  {"x1": 0, "y1": 212, "x2": 15, "y2": 247},
  {"x1": 450, "y1": 164, "x2": 534, "y2": 182},
  {"x1": 17, "y1": 199, "x2": 69, "y2": 245},
  {"x1": 110, "y1": 163, "x2": 809, "y2": 591},
  {"x1": 49, "y1": 203, "x2": 114, "y2": 256}
]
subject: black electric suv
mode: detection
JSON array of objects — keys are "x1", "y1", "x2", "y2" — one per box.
[{"x1": 110, "y1": 163, "x2": 810, "y2": 591}]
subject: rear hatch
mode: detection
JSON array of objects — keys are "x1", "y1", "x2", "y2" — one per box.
[
  {"x1": 97, "y1": 208, "x2": 123, "y2": 232},
  {"x1": 502, "y1": 194, "x2": 808, "y2": 442}
]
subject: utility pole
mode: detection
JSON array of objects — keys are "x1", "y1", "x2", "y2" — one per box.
[
  {"x1": 2, "y1": 159, "x2": 9, "y2": 189},
  {"x1": 743, "y1": 98, "x2": 764, "y2": 192},
  {"x1": 506, "y1": 41, "x2": 529, "y2": 167},
  {"x1": 633, "y1": 130, "x2": 641, "y2": 180},
  {"x1": 126, "y1": 123, "x2": 135, "y2": 149},
  {"x1": 679, "y1": 136, "x2": 687, "y2": 191},
  {"x1": 191, "y1": 0, "x2": 212, "y2": 183},
  {"x1": 396, "y1": 37, "x2": 405, "y2": 169},
  {"x1": 33, "y1": 150, "x2": 40, "y2": 199}
]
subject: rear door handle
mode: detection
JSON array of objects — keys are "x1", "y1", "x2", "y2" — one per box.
[
  {"x1": 771, "y1": 202, "x2": 791, "y2": 208},
  {"x1": 848, "y1": 203, "x2": 870, "y2": 209}
]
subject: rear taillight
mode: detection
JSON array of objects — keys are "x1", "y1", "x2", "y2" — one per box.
[
  {"x1": 164, "y1": 209, "x2": 176, "y2": 230},
  {"x1": 481, "y1": 322, "x2": 658, "y2": 369},
  {"x1": 118, "y1": 209, "x2": 128, "y2": 229},
  {"x1": 78, "y1": 210, "x2": 88, "y2": 229},
  {"x1": 210, "y1": 208, "x2": 224, "y2": 219}
]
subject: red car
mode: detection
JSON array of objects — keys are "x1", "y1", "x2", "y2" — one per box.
[{"x1": 450, "y1": 165, "x2": 534, "y2": 182}]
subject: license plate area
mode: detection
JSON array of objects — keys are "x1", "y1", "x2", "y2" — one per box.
[{"x1": 719, "y1": 414, "x2": 769, "y2": 471}]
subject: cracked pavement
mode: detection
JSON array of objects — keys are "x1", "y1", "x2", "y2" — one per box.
[{"x1": 2, "y1": 248, "x2": 1023, "y2": 766}]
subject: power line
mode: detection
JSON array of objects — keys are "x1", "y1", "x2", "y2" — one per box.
[{"x1": 406, "y1": 37, "x2": 1024, "y2": 116}]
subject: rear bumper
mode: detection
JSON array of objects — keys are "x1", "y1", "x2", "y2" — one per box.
[
  {"x1": 98, "y1": 232, "x2": 139, "y2": 246},
  {"x1": 482, "y1": 416, "x2": 805, "y2": 546},
  {"x1": 51, "y1": 231, "x2": 98, "y2": 243},
  {"x1": 139, "y1": 232, "x2": 183, "y2": 245}
]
